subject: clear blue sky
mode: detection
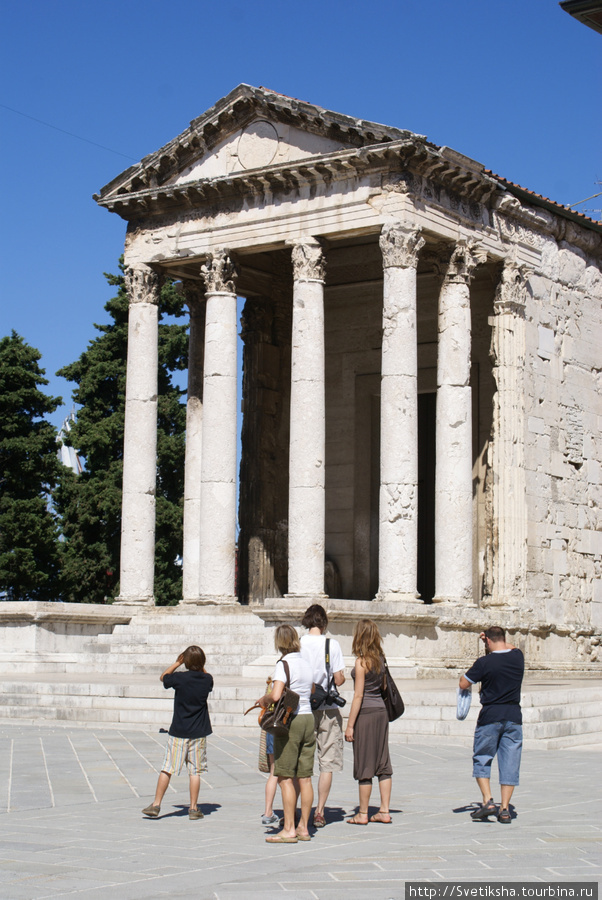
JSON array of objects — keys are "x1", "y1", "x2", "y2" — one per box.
[{"x1": 1, "y1": 0, "x2": 600, "y2": 428}]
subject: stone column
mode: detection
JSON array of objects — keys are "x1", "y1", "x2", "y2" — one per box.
[
  {"x1": 181, "y1": 282, "x2": 206, "y2": 604},
  {"x1": 286, "y1": 239, "x2": 327, "y2": 600},
  {"x1": 197, "y1": 250, "x2": 238, "y2": 604},
  {"x1": 485, "y1": 257, "x2": 529, "y2": 607},
  {"x1": 377, "y1": 222, "x2": 425, "y2": 602},
  {"x1": 117, "y1": 265, "x2": 160, "y2": 605},
  {"x1": 433, "y1": 240, "x2": 486, "y2": 605}
]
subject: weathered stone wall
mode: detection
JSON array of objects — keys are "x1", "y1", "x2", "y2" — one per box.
[{"x1": 525, "y1": 236, "x2": 602, "y2": 653}]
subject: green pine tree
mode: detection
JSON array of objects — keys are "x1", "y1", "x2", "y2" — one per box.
[
  {"x1": 56, "y1": 262, "x2": 188, "y2": 605},
  {"x1": 0, "y1": 332, "x2": 62, "y2": 600}
]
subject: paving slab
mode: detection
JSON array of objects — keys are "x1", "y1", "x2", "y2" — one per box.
[{"x1": 0, "y1": 723, "x2": 598, "y2": 899}]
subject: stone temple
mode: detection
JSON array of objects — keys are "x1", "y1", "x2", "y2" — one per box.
[{"x1": 32, "y1": 84, "x2": 602, "y2": 679}]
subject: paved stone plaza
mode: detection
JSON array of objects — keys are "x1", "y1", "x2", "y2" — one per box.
[{"x1": 0, "y1": 723, "x2": 599, "y2": 899}]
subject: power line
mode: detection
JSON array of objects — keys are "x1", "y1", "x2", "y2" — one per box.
[{"x1": 0, "y1": 102, "x2": 138, "y2": 162}]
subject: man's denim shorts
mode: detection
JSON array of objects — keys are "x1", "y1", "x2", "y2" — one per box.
[{"x1": 472, "y1": 721, "x2": 522, "y2": 785}]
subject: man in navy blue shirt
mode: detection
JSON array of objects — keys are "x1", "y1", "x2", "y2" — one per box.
[{"x1": 459, "y1": 626, "x2": 524, "y2": 824}]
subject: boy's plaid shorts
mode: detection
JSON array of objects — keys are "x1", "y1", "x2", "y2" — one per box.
[{"x1": 161, "y1": 736, "x2": 207, "y2": 775}]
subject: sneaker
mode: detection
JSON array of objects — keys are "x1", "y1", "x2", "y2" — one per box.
[
  {"x1": 471, "y1": 799, "x2": 497, "y2": 821},
  {"x1": 261, "y1": 813, "x2": 280, "y2": 826},
  {"x1": 189, "y1": 808, "x2": 204, "y2": 820},
  {"x1": 497, "y1": 808, "x2": 512, "y2": 824},
  {"x1": 142, "y1": 804, "x2": 161, "y2": 818}
]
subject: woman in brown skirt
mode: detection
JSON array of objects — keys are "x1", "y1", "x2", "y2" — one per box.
[{"x1": 344, "y1": 619, "x2": 392, "y2": 824}]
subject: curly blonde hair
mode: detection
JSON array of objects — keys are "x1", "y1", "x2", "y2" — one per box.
[{"x1": 351, "y1": 619, "x2": 385, "y2": 672}]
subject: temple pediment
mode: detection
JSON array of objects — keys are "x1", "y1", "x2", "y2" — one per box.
[
  {"x1": 96, "y1": 84, "x2": 414, "y2": 206},
  {"x1": 168, "y1": 118, "x2": 351, "y2": 184}
]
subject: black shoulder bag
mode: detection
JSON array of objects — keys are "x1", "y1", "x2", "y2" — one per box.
[{"x1": 381, "y1": 656, "x2": 405, "y2": 721}]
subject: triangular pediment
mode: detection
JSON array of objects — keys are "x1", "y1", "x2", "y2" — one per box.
[
  {"x1": 96, "y1": 84, "x2": 414, "y2": 203},
  {"x1": 168, "y1": 118, "x2": 351, "y2": 184}
]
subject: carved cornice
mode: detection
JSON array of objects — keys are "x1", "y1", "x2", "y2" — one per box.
[
  {"x1": 291, "y1": 239, "x2": 326, "y2": 282},
  {"x1": 200, "y1": 249, "x2": 237, "y2": 293},
  {"x1": 443, "y1": 239, "x2": 487, "y2": 286},
  {"x1": 380, "y1": 223, "x2": 425, "y2": 269},
  {"x1": 124, "y1": 266, "x2": 161, "y2": 304},
  {"x1": 96, "y1": 137, "x2": 499, "y2": 223},
  {"x1": 493, "y1": 256, "x2": 530, "y2": 317}
]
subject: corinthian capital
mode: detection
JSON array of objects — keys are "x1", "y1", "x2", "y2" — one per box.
[
  {"x1": 291, "y1": 239, "x2": 325, "y2": 282},
  {"x1": 201, "y1": 249, "x2": 237, "y2": 293},
  {"x1": 380, "y1": 223, "x2": 425, "y2": 269},
  {"x1": 444, "y1": 238, "x2": 487, "y2": 285},
  {"x1": 125, "y1": 265, "x2": 161, "y2": 305},
  {"x1": 494, "y1": 256, "x2": 530, "y2": 317}
]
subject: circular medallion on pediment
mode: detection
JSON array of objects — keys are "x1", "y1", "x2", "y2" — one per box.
[{"x1": 237, "y1": 121, "x2": 279, "y2": 170}]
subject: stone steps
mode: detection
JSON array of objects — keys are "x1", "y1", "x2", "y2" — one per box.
[
  {"x1": 75, "y1": 606, "x2": 272, "y2": 675},
  {"x1": 1, "y1": 604, "x2": 599, "y2": 748},
  {"x1": 0, "y1": 676, "x2": 599, "y2": 749}
]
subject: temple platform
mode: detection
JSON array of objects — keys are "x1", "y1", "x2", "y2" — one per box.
[{"x1": 0, "y1": 671, "x2": 599, "y2": 750}]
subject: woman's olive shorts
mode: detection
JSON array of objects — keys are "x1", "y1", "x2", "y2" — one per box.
[{"x1": 273, "y1": 713, "x2": 316, "y2": 778}]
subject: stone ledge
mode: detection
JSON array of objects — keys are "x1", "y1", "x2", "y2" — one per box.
[
  {"x1": 249, "y1": 597, "x2": 602, "y2": 639},
  {"x1": 0, "y1": 601, "x2": 132, "y2": 627}
]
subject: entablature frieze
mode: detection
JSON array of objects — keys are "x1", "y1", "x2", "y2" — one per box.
[{"x1": 100, "y1": 138, "x2": 501, "y2": 225}]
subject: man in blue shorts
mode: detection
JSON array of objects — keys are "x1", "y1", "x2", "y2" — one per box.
[{"x1": 459, "y1": 626, "x2": 524, "y2": 824}]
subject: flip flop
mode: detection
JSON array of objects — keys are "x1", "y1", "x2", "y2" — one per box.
[
  {"x1": 266, "y1": 835, "x2": 298, "y2": 843},
  {"x1": 370, "y1": 813, "x2": 392, "y2": 824},
  {"x1": 295, "y1": 832, "x2": 311, "y2": 841},
  {"x1": 346, "y1": 814, "x2": 369, "y2": 825}
]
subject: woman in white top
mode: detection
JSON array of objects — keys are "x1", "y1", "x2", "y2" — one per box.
[{"x1": 257, "y1": 624, "x2": 316, "y2": 843}]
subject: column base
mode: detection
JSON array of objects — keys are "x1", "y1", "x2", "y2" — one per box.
[
  {"x1": 431, "y1": 594, "x2": 476, "y2": 606},
  {"x1": 284, "y1": 593, "x2": 328, "y2": 604},
  {"x1": 114, "y1": 596, "x2": 154, "y2": 607},
  {"x1": 375, "y1": 591, "x2": 420, "y2": 603},
  {"x1": 186, "y1": 595, "x2": 238, "y2": 606}
]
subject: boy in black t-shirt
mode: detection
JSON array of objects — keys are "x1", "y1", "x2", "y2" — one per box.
[
  {"x1": 459, "y1": 626, "x2": 524, "y2": 824},
  {"x1": 142, "y1": 645, "x2": 213, "y2": 820}
]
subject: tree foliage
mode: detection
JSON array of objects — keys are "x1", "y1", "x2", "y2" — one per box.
[
  {"x1": 56, "y1": 263, "x2": 188, "y2": 604},
  {"x1": 0, "y1": 332, "x2": 62, "y2": 600}
]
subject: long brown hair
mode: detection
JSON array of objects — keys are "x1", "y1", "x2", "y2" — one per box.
[{"x1": 351, "y1": 619, "x2": 384, "y2": 672}]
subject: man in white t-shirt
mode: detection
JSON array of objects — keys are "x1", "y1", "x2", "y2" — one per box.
[{"x1": 300, "y1": 604, "x2": 345, "y2": 828}]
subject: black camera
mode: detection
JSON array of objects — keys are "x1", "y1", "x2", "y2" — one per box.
[{"x1": 325, "y1": 689, "x2": 346, "y2": 708}]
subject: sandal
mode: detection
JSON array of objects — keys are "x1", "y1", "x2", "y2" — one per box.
[
  {"x1": 346, "y1": 812, "x2": 369, "y2": 825},
  {"x1": 370, "y1": 812, "x2": 392, "y2": 824},
  {"x1": 313, "y1": 812, "x2": 326, "y2": 828},
  {"x1": 497, "y1": 808, "x2": 512, "y2": 824},
  {"x1": 471, "y1": 798, "x2": 497, "y2": 821}
]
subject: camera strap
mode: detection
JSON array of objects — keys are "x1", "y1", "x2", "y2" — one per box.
[{"x1": 324, "y1": 638, "x2": 335, "y2": 693}]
